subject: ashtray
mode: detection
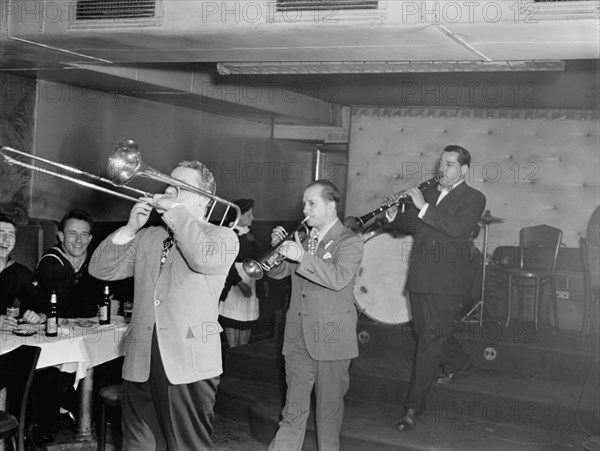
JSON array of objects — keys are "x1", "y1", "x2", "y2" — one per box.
[
  {"x1": 12, "y1": 328, "x2": 37, "y2": 337},
  {"x1": 77, "y1": 319, "x2": 94, "y2": 327}
]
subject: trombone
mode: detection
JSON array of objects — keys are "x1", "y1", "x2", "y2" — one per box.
[{"x1": 0, "y1": 140, "x2": 241, "y2": 227}]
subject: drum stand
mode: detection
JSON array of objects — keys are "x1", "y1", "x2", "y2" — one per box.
[{"x1": 462, "y1": 221, "x2": 493, "y2": 326}]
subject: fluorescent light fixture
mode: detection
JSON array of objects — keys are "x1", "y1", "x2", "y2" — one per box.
[{"x1": 217, "y1": 60, "x2": 565, "y2": 75}]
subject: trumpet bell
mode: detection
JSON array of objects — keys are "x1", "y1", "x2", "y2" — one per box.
[
  {"x1": 242, "y1": 258, "x2": 264, "y2": 280},
  {"x1": 107, "y1": 139, "x2": 142, "y2": 185}
]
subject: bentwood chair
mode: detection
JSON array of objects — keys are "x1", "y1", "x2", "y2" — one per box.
[
  {"x1": 0, "y1": 345, "x2": 41, "y2": 451},
  {"x1": 580, "y1": 236, "x2": 600, "y2": 339},
  {"x1": 499, "y1": 225, "x2": 563, "y2": 330}
]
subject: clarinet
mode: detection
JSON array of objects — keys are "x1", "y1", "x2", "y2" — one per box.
[{"x1": 348, "y1": 175, "x2": 441, "y2": 230}]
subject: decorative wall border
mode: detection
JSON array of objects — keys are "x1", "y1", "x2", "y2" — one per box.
[{"x1": 352, "y1": 106, "x2": 599, "y2": 122}]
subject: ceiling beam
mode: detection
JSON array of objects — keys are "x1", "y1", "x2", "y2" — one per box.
[{"x1": 70, "y1": 63, "x2": 343, "y2": 125}]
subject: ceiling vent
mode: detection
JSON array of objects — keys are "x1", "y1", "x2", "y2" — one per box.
[
  {"x1": 69, "y1": 0, "x2": 163, "y2": 28},
  {"x1": 276, "y1": 0, "x2": 378, "y2": 11},
  {"x1": 269, "y1": 0, "x2": 387, "y2": 23}
]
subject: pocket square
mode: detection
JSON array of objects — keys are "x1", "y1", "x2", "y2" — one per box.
[{"x1": 323, "y1": 252, "x2": 332, "y2": 259}]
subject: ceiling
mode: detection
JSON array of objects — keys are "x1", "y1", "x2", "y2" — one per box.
[{"x1": 1, "y1": 0, "x2": 599, "y2": 124}]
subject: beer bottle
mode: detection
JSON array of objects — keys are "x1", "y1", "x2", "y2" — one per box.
[
  {"x1": 99, "y1": 285, "x2": 111, "y2": 325},
  {"x1": 46, "y1": 292, "x2": 58, "y2": 337}
]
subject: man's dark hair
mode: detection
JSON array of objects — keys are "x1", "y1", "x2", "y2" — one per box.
[
  {"x1": 444, "y1": 145, "x2": 472, "y2": 168},
  {"x1": 0, "y1": 213, "x2": 16, "y2": 228},
  {"x1": 307, "y1": 179, "x2": 342, "y2": 205},
  {"x1": 58, "y1": 209, "x2": 94, "y2": 232}
]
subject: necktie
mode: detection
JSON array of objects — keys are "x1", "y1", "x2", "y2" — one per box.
[
  {"x1": 308, "y1": 230, "x2": 319, "y2": 255},
  {"x1": 160, "y1": 230, "x2": 175, "y2": 269}
]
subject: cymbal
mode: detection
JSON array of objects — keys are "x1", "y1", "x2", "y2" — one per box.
[{"x1": 479, "y1": 211, "x2": 504, "y2": 224}]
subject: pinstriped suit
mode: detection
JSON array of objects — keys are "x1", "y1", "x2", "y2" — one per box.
[{"x1": 386, "y1": 181, "x2": 486, "y2": 413}]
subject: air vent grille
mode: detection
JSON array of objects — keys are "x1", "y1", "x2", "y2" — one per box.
[
  {"x1": 75, "y1": 0, "x2": 156, "y2": 20},
  {"x1": 276, "y1": 0, "x2": 378, "y2": 11}
]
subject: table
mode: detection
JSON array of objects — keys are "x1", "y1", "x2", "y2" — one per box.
[{"x1": 0, "y1": 317, "x2": 127, "y2": 447}]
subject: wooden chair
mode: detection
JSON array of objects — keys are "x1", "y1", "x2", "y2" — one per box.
[
  {"x1": 580, "y1": 236, "x2": 600, "y2": 339},
  {"x1": 98, "y1": 383, "x2": 123, "y2": 451},
  {"x1": 497, "y1": 225, "x2": 563, "y2": 330},
  {"x1": 0, "y1": 345, "x2": 41, "y2": 451}
]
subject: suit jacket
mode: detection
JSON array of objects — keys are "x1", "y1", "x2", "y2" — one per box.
[
  {"x1": 386, "y1": 182, "x2": 486, "y2": 296},
  {"x1": 268, "y1": 219, "x2": 364, "y2": 361},
  {"x1": 89, "y1": 205, "x2": 238, "y2": 384}
]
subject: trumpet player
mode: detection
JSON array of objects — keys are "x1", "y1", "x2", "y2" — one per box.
[
  {"x1": 266, "y1": 179, "x2": 364, "y2": 451},
  {"x1": 385, "y1": 145, "x2": 486, "y2": 432}
]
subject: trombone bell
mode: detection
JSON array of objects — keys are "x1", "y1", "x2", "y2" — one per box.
[{"x1": 107, "y1": 139, "x2": 142, "y2": 186}]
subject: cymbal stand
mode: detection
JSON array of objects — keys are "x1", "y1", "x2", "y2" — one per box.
[{"x1": 462, "y1": 221, "x2": 492, "y2": 326}]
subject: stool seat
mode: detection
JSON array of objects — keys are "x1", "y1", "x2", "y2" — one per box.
[
  {"x1": 0, "y1": 411, "x2": 18, "y2": 439},
  {"x1": 99, "y1": 384, "x2": 123, "y2": 408},
  {"x1": 98, "y1": 384, "x2": 123, "y2": 451}
]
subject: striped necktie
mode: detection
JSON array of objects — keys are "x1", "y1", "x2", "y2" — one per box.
[{"x1": 308, "y1": 230, "x2": 319, "y2": 255}]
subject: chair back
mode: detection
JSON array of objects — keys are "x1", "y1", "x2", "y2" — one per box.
[
  {"x1": 519, "y1": 224, "x2": 563, "y2": 272},
  {"x1": 580, "y1": 236, "x2": 591, "y2": 293},
  {"x1": 0, "y1": 345, "x2": 41, "y2": 451},
  {"x1": 11, "y1": 225, "x2": 43, "y2": 273}
]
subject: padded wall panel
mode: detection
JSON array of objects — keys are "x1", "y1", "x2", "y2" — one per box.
[{"x1": 346, "y1": 107, "x2": 599, "y2": 249}]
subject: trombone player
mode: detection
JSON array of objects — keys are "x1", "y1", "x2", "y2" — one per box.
[
  {"x1": 265, "y1": 179, "x2": 364, "y2": 451},
  {"x1": 89, "y1": 160, "x2": 238, "y2": 450}
]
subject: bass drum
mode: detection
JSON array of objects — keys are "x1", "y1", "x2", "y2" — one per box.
[{"x1": 354, "y1": 232, "x2": 413, "y2": 325}]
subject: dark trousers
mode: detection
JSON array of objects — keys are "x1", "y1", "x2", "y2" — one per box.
[
  {"x1": 404, "y1": 292, "x2": 469, "y2": 413},
  {"x1": 30, "y1": 368, "x2": 76, "y2": 432},
  {"x1": 121, "y1": 328, "x2": 219, "y2": 451}
]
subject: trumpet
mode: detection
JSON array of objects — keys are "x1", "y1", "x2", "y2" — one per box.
[
  {"x1": 242, "y1": 217, "x2": 310, "y2": 279},
  {"x1": 345, "y1": 175, "x2": 441, "y2": 231},
  {"x1": 0, "y1": 140, "x2": 241, "y2": 227}
]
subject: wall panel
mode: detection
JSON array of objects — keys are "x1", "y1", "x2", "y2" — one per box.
[{"x1": 31, "y1": 80, "x2": 314, "y2": 223}]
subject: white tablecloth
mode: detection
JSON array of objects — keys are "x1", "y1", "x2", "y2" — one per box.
[{"x1": 0, "y1": 316, "x2": 127, "y2": 388}]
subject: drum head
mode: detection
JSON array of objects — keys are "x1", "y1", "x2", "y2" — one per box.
[{"x1": 354, "y1": 232, "x2": 413, "y2": 325}]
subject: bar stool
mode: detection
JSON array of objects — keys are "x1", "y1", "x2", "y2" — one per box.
[{"x1": 98, "y1": 384, "x2": 123, "y2": 451}]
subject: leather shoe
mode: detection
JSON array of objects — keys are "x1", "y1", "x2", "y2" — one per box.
[
  {"x1": 59, "y1": 411, "x2": 77, "y2": 432},
  {"x1": 395, "y1": 408, "x2": 419, "y2": 432},
  {"x1": 436, "y1": 360, "x2": 473, "y2": 384},
  {"x1": 31, "y1": 426, "x2": 54, "y2": 447}
]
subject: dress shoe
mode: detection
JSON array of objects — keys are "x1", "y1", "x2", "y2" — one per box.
[
  {"x1": 59, "y1": 410, "x2": 77, "y2": 432},
  {"x1": 436, "y1": 360, "x2": 473, "y2": 384},
  {"x1": 31, "y1": 425, "x2": 54, "y2": 447},
  {"x1": 395, "y1": 408, "x2": 419, "y2": 432}
]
